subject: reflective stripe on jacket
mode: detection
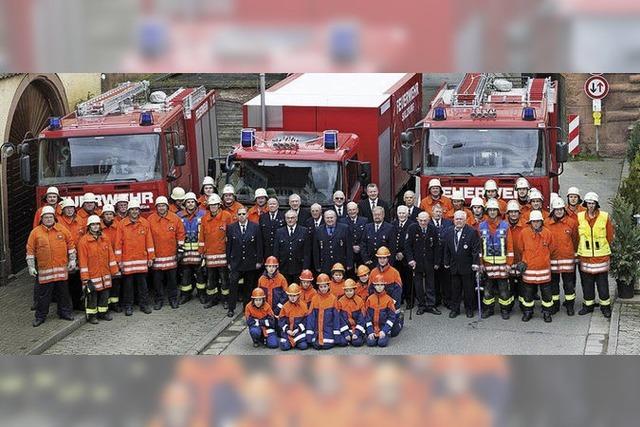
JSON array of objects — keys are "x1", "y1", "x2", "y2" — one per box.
[{"x1": 26, "y1": 224, "x2": 74, "y2": 284}]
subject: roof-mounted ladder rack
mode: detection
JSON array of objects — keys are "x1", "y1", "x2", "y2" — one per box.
[{"x1": 76, "y1": 80, "x2": 149, "y2": 117}]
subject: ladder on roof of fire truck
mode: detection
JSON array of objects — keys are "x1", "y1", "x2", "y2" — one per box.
[
  {"x1": 451, "y1": 73, "x2": 494, "y2": 107},
  {"x1": 76, "y1": 80, "x2": 150, "y2": 117}
]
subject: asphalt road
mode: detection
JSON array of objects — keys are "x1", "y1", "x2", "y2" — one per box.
[{"x1": 221, "y1": 159, "x2": 624, "y2": 355}]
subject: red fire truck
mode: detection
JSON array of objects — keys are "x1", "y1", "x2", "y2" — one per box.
[
  {"x1": 19, "y1": 80, "x2": 218, "y2": 211},
  {"x1": 223, "y1": 73, "x2": 423, "y2": 208},
  {"x1": 400, "y1": 73, "x2": 569, "y2": 204}
]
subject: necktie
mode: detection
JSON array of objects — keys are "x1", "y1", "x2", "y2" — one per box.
[
  {"x1": 315, "y1": 220, "x2": 320, "y2": 228},
  {"x1": 241, "y1": 224, "x2": 246, "y2": 235},
  {"x1": 422, "y1": 227, "x2": 427, "y2": 234},
  {"x1": 375, "y1": 224, "x2": 380, "y2": 233},
  {"x1": 436, "y1": 220, "x2": 440, "y2": 228},
  {"x1": 455, "y1": 229, "x2": 461, "y2": 251},
  {"x1": 271, "y1": 213, "x2": 276, "y2": 221},
  {"x1": 371, "y1": 200, "x2": 376, "y2": 211},
  {"x1": 337, "y1": 207, "x2": 342, "y2": 216},
  {"x1": 328, "y1": 227, "x2": 334, "y2": 236},
  {"x1": 400, "y1": 222, "x2": 404, "y2": 229},
  {"x1": 289, "y1": 227, "x2": 294, "y2": 237}
]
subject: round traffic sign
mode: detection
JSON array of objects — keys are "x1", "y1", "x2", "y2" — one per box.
[{"x1": 584, "y1": 75, "x2": 609, "y2": 100}]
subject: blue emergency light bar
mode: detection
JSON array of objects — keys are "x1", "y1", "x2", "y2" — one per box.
[
  {"x1": 323, "y1": 130, "x2": 338, "y2": 150},
  {"x1": 139, "y1": 111, "x2": 154, "y2": 126},
  {"x1": 433, "y1": 107, "x2": 447, "y2": 121},
  {"x1": 241, "y1": 128, "x2": 256, "y2": 148},
  {"x1": 522, "y1": 107, "x2": 536, "y2": 121},
  {"x1": 48, "y1": 117, "x2": 62, "y2": 130}
]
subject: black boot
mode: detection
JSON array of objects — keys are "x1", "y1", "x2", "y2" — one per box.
[
  {"x1": 521, "y1": 310, "x2": 533, "y2": 322},
  {"x1": 179, "y1": 292, "x2": 192, "y2": 305},
  {"x1": 565, "y1": 301, "x2": 575, "y2": 316},
  {"x1": 153, "y1": 300, "x2": 163, "y2": 311},
  {"x1": 169, "y1": 299, "x2": 179, "y2": 309},
  {"x1": 203, "y1": 296, "x2": 218, "y2": 309},
  {"x1": 98, "y1": 312, "x2": 113, "y2": 321},
  {"x1": 601, "y1": 305, "x2": 612, "y2": 318},
  {"x1": 111, "y1": 303, "x2": 122, "y2": 313},
  {"x1": 33, "y1": 318, "x2": 45, "y2": 327},
  {"x1": 481, "y1": 306, "x2": 494, "y2": 319},
  {"x1": 198, "y1": 289, "x2": 207, "y2": 304},
  {"x1": 578, "y1": 304, "x2": 594, "y2": 316},
  {"x1": 87, "y1": 314, "x2": 99, "y2": 324},
  {"x1": 551, "y1": 300, "x2": 560, "y2": 315},
  {"x1": 543, "y1": 311, "x2": 552, "y2": 323},
  {"x1": 141, "y1": 305, "x2": 152, "y2": 314},
  {"x1": 124, "y1": 306, "x2": 133, "y2": 316},
  {"x1": 500, "y1": 308, "x2": 510, "y2": 320}
]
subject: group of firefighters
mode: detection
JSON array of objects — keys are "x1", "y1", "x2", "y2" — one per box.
[{"x1": 26, "y1": 174, "x2": 614, "y2": 349}]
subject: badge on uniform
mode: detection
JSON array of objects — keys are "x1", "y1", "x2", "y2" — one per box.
[
  {"x1": 57, "y1": 234, "x2": 64, "y2": 240},
  {"x1": 463, "y1": 244, "x2": 468, "y2": 249},
  {"x1": 169, "y1": 226, "x2": 175, "y2": 232}
]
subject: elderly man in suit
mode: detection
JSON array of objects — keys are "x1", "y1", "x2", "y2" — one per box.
[
  {"x1": 288, "y1": 193, "x2": 310, "y2": 224},
  {"x1": 431, "y1": 204, "x2": 454, "y2": 308},
  {"x1": 226, "y1": 207, "x2": 263, "y2": 318},
  {"x1": 274, "y1": 210, "x2": 310, "y2": 284},
  {"x1": 443, "y1": 210, "x2": 482, "y2": 318},
  {"x1": 339, "y1": 201, "x2": 368, "y2": 273},
  {"x1": 313, "y1": 210, "x2": 353, "y2": 274},
  {"x1": 405, "y1": 211, "x2": 441, "y2": 315},
  {"x1": 361, "y1": 206, "x2": 394, "y2": 266},
  {"x1": 390, "y1": 205, "x2": 415, "y2": 308},
  {"x1": 357, "y1": 183, "x2": 391, "y2": 223},
  {"x1": 404, "y1": 190, "x2": 422, "y2": 222},
  {"x1": 259, "y1": 197, "x2": 285, "y2": 258}
]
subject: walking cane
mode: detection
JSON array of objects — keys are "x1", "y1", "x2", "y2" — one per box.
[
  {"x1": 475, "y1": 270, "x2": 483, "y2": 320},
  {"x1": 409, "y1": 268, "x2": 416, "y2": 320}
]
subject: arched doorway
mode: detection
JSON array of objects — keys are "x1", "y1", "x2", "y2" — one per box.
[{"x1": 4, "y1": 75, "x2": 67, "y2": 274}]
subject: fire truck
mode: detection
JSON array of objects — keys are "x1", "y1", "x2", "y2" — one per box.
[
  {"x1": 19, "y1": 80, "x2": 218, "y2": 211},
  {"x1": 220, "y1": 73, "x2": 423, "y2": 208},
  {"x1": 400, "y1": 73, "x2": 569, "y2": 204}
]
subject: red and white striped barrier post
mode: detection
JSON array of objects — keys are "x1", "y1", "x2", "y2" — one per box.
[{"x1": 568, "y1": 114, "x2": 580, "y2": 156}]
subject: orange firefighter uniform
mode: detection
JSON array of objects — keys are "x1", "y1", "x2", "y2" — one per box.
[
  {"x1": 247, "y1": 204, "x2": 267, "y2": 224},
  {"x1": 257, "y1": 271, "x2": 288, "y2": 315},
  {"x1": 222, "y1": 201, "x2": 244, "y2": 221},
  {"x1": 198, "y1": 210, "x2": 233, "y2": 268},
  {"x1": 278, "y1": 298, "x2": 309, "y2": 350},
  {"x1": 337, "y1": 293, "x2": 366, "y2": 346},
  {"x1": 307, "y1": 291, "x2": 342, "y2": 349},
  {"x1": 78, "y1": 231, "x2": 119, "y2": 318},
  {"x1": 548, "y1": 215, "x2": 579, "y2": 304},
  {"x1": 26, "y1": 223, "x2": 75, "y2": 284},
  {"x1": 148, "y1": 211, "x2": 185, "y2": 271},
  {"x1": 420, "y1": 195, "x2": 454, "y2": 218},
  {"x1": 114, "y1": 217, "x2": 155, "y2": 275},
  {"x1": 516, "y1": 225, "x2": 555, "y2": 314},
  {"x1": 244, "y1": 300, "x2": 278, "y2": 348}
]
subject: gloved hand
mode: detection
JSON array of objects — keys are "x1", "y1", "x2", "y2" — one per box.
[
  {"x1": 379, "y1": 331, "x2": 386, "y2": 339},
  {"x1": 29, "y1": 266, "x2": 38, "y2": 277},
  {"x1": 201, "y1": 257, "x2": 206, "y2": 268}
]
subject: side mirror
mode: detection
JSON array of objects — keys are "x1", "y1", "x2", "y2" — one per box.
[
  {"x1": 401, "y1": 144, "x2": 414, "y2": 171},
  {"x1": 556, "y1": 141, "x2": 569, "y2": 163},
  {"x1": 400, "y1": 131, "x2": 413, "y2": 143},
  {"x1": 359, "y1": 162, "x2": 371, "y2": 185},
  {"x1": 20, "y1": 155, "x2": 31, "y2": 183},
  {"x1": 207, "y1": 157, "x2": 217, "y2": 178},
  {"x1": 222, "y1": 153, "x2": 236, "y2": 174},
  {"x1": 173, "y1": 145, "x2": 186, "y2": 166}
]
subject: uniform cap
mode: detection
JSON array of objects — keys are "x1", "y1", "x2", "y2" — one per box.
[
  {"x1": 222, "y1": 184, "x2": 235, "y2": 195},
  {"x1": 170, "y1": 187, "x2": 186, "y2": 201},
  {"x1": 506, "y1": 200, "x2": 521, "y2": 212},
  {"x1": 254, "y1": 188, "x2": 268, "y2": 199},
  {"x1": 299, "y1": 269, "x2": 314, "y2": 281},
  {"x1": 183, "y1": 192, "x2": 198, "y2": 202},
  {"x1": 485, "y1": 199, "x2": 500, "y2": 210},
  {"x1": 46, "y1": 187, "x2": 60, "y2": 196},
  {"x1": 251, "y1": 288, "x2": 266, "y2": 299},
  {"x1": 208, "y1": 194, "x2": 222, "y2": 205},
  {"x1": 484, "y1": 180, "x2": 498, "y2": 191},
  {"x1": 102, "y1": 204, "x2": 115, "y2": 214},
  {"x1": 128, "y1": 198, "x2": 142, "y2": 210},
  {"x1": 356, "y1": 265, "x2": 370, "y2": 277},
  {"x1": 470, "y1": 197, "x2": 484, "y2": 208},
  {"x1": 515, "y1": 177, "x2": 530, "y2": 190},
  {"x1": 155, "y1": 196, "x2": 169, "y2": 206},
  {"x1": 285, "y1": 283, "x2": 302, "y2": 295},
  {"x1": 264, "y1": 256, "x2": 279, "y2": 266},
  {"x1": 331, "y1": 263, "x2": 345, "y2": 272},
  {"x1": 428, "y1": 178, "x2": 442, "y2": 189},
  {"x1": 86, "y1": 215, "x2": 102, "y2": 226},
  {"x1": 343, "y1": 279, "x2": 358, "y2": 290},
  {"x1": 41, "y1": 206, "x2": 56, "y2": 217},
  {"x1": 375, "y1": 246, "x2": 391, "y2": 257},
  {"x1": 316, "y1": 273, "x2": 331, "y2": 285},
  {"x1": 528, "y1": 210, "x2": 544, "y2": 222}
]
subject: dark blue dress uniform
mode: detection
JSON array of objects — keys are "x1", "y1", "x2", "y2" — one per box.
[
  {"x1": 391, "y1": 218, "x2": 415, "y2": 307},
  {"x1": 339, "y1": 215, "x2": 367, "y2": 270},
  {"x1": 313, "y1": 223, "x2": 353, "y2": 274},
  {"x1": 226, "y1": 221, "x2": 263, "y2": 314},
  {"x1": 431, "y1": 217, "x2": 454, "y2": 307},
  {"x1": 357, "y1": 198, "x2": 392, "y2": 223},
  {"x1": 404, "y1": 222, "x2": 441, "y2": 309},
  {"x1": 442, "y1": 224, "x2": 481, "y2": 316},
  {"x1": 361, "y1": 221, "x2": 394, "y2": 265},
  {"x1": 273, "y1": 224, "x2": 311, "y2": 284},
  {"x1": 407, "y1": 205, "x2": 422, "y2": 222},
  {"x1": 259, "y1": 211, "x2": 285, "y2": 258}
]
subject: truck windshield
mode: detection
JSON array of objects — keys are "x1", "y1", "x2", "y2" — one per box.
[
  {"x1": 227, "y1": 160, "x2": 341, "y2": 207},
  {"x1": 423, "y1": 129, "x2": 546, "y2": 176},
  {"x1": 39, "y1": 134, "x2": 162, "y2": 185}
]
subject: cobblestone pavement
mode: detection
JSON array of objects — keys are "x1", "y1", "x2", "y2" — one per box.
[
  {"x1": 613, "y1": 302, "x2": 640, "y2": 354},
  {"x1": 44, "y1": 298, "x2": 228, "y2": 355},
  {"x1": 0, "y1": 272, "x2": 83, "y2": 354}
]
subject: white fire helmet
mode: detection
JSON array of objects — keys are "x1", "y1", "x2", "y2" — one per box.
[
  {"x1": 183, "y1": 192, "x2": 198, "y2": 202},
  {"x1": 484, "y1": 179, "x2": 498, "y2": 191},
  {"x1": 87, "y1": 215, "x2": 102, "y2": 226},
  {"x1": 82, "y1": 192, "x2": 97, "y2": 205},
  {"x1": 470, "y1": 197, "x2": 484, "y2": 208},
  {"x1": 41, "y1": 206, "x2": 56, "y2": 217},
  {"x1": 102, "y1": 204, "x2": 115, "y2": 214},
  {"x1": 451, "y1": 190, "x2": 465, "y2": 201},
  {"x1": 428, "y1": 178, "x2": 442, "y2": 189},
  {"x1": 583, "y1": 192, "x2": 599, "y2": 203},
  {"x1": 202, "y1": 176, "x2": 215, "y2": 187},
  {"x1": 550, "y1": 198, "x2": 566, "y2": 210},
  {"x1": 528, "y1": 210, "x2": 544, "y2": 222},
  {"x1": 170, "y1": 187, "x2": 186, "y2": 201},
  {"x1": 254, "y1": 188, "x2": 268, "y2": 199},
  {"x1": 208, "y1": 194, "x2": 222, "y2": 205},
  {"x1": 128, "y1": 198, "x2": 142, "y2": 210},
  {"x1": 115, "y1": 194, "x2": 129, "y2": 204},
  {"x1": 529, "y1": 189, "x2": 543, "y2": 201},
  {"x1": 485, "y1": 199, "x2": 500, "y2": 210},
  {"x1": 155, "y1": 196, "x2": 169, "y2": 206},
  {"x1": 515, "y1": 178, "x2": 530, "y2": 190},
  {"x1": 46, "y1": 187, "x2": 60, "y2": 196},
  {"x1": 566, "y1": 187, "x2": 581, "y2": 197},
  {"x1": 506, "y1": 200, "x2": 521, "y2": 212},
  {"x1": 60, "y1": 198, "x2": 76, "y2": 210},
  {"x1": 222, "y1": 184, "x2": 235, "y2": 195}
]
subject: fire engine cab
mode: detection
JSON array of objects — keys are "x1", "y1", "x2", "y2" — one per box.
[
  {"x1": 401, "y1": 73, "x2": 569, "y2": 204},
  {"x1": 19, "y1": 80, "x2": 218, "y2": 211}
]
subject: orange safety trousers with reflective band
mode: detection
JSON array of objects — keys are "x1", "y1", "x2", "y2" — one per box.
[
  {"x1": 517, "y1": 226, "x2": 554, "y2": 285},
  {"x1": 548, "y1": 215, "x2": 579, "y2": 273},
  {"x1": 148, "y1": 212, "x2": 185, "y2": 270},
  {"x1": 198, "y1": 210, "x2": 232, "y2": 267},
  {"x1": 77, "y1": 233, "x2": 119, "y2": 291},
  {"x1": 26, "y1": 224, "x2": 74, "y2": 284},
  {"x1": 115, "y1": 217, "x2": 155, "y2": 275}
]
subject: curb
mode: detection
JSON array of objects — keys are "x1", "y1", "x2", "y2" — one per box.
[
  {"x1": 27, "y1": 317, "x2": 85, "y2": 355},
  {"x1": 186, "y1": 315, "x2": 235, "y2": 355},
  {"x1": 606, "y1": 301, "x2": 621, "y2": 355}
]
